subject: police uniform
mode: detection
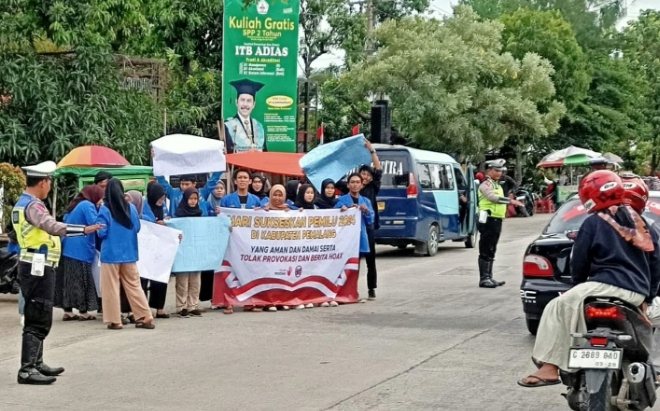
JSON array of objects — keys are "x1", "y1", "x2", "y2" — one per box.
[
  {"x1": 477, "y1": 159, "x2": 511, "y2": 288},
  {"x1": 224, "y1": 78, "x2": 267, "y2": 153},
  {"x1": 12, "y1": 161, "x2": 88, "y2": 385}
]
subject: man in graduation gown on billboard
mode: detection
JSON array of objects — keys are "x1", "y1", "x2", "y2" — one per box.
[{"x1": 224, "y1": 78, "x2": 268, "y2": 153}]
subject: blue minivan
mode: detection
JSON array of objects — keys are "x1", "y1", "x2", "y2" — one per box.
[{"x1": 371, "y1": 144, "x2": 478, "y2": 256}]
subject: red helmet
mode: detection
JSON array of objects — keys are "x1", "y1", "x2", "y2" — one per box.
[
  {"x1": 578, "y1": 170, "x2": 625, "y2": 213},
  {"x1": 620, "y1": 173, "x2": 649, "y2": 214}
]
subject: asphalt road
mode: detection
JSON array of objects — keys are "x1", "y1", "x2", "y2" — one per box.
[{"x1": 0, "y1": 214, "x2": 567, "y2": 411}]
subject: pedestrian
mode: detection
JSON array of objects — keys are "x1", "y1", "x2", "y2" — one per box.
[
  {"x1": 335, "y1": 173, "x2": 375, "y2": 301},
  {"x1": 249, "y1": 173, "x2": 268, "y2": 201},
  {"x1": 358, "y1": 139, "x2": 382, "y2": 300},
  {"x1": 141, "y1": 182, "x2": 171, "y2": 318},
  {"x1": 97, "y1": 179, "x2": 154, "y2": 330},
  {"x1": 221, "y1": 169, "x2": 262, "y2": 209},
  {"x1": 295, "y1": 184, "x2": 317, "y2": 210},
  {"x1": 173, "y1": 188, "x2": 206, "y2": 318},
  {"x1": 12, "y1": 161, "x2": 102, "y2": 384},
  {"x1": 54, "y1": 185, "x2": 105, "y2": 322},
  {"x1": 93, "y1": 171, "x2": 112, "y2": 313},
  {"x1": 155, "y1": 171, "x2": 221, "y2": 217},
  {"x1": 315, "y1": 179, "x2": 337, "y2": 209},
  {"x1": 476, "y1": 159, "x2": 523, "y2": 288}
]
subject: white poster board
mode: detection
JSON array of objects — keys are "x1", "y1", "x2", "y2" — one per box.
[
  {"x1": 151, "y1": 134, "x2": 226, "y2": 176},
  {"x1": 136, "y1": 221, "x2": 182, "y2": 284}
]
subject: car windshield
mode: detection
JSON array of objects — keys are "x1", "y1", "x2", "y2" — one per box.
[{"x1": 544, "y1": 195, "x2": 660, "y2": 234}]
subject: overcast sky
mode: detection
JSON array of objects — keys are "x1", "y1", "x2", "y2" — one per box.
[{"x1": 307, "y1": 0, "x2": 658, "y2": 71}]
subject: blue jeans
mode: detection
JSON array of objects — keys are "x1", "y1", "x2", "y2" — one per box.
[{"x1": 18, "y1": 290, "x2": 25, "y2": 315}]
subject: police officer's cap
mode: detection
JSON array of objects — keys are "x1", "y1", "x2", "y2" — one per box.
[
  {"x1": 485, "y1": 159, "x2": 506, "y2": 170},
  {"x1": 22, "y1": 161, "x2": 56, "y2": 178}
]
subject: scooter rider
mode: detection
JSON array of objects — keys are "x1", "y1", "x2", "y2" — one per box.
[
  {"x1": 518, "y1": 170, "x2": 660, "y2": 388},
  {"x1": 12, "y1": 161, "x2": 103, "y2": 385},
  {"x1": 477, "y1": 159, "x2": 523, "y2": 288}
]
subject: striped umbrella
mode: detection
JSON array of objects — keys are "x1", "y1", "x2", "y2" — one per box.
[
  {"x1": 57, "y1": 146, "x2": 130, "y2": 168},
  {"x1": 538, "y1": 146, "x2": 601, "y2": 168}
]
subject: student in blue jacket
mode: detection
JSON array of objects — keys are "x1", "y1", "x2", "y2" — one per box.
[
  {"x1": 335, "y1": 172, "x2": 375, "y2": 258},
  {"x1": 54, "y1": 185, "x2": 105, "y2": 322},
  {"x1": 221, "y1": 169, "x2": 262, "y2": 209},
  {"x1": 96, "y1": 179, "x2": 154, "y2": 330},
  {"x1": 156, "y1": 173, "x2": 221, "y2": 217}
]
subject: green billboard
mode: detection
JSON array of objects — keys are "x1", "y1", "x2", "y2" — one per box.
[{"x1": 222, "y1": 0, "x2": 300, "y2": 153}]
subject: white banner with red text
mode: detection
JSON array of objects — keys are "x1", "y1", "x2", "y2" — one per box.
[{"x1": 212, "y1": 208, "x2": 361, "y2": 306}]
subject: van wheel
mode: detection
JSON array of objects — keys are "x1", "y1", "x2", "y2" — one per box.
[
  {"x1": 465, "y1": 230, "x2": 477, "y2": 249},
  {"x1": 415, "y1": 225, "x2": 439, "y2": 256}
]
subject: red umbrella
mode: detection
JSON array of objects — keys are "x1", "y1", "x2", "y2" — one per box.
[{"x1": 57, "y1": 146, "x2": 130, "y2": 168}]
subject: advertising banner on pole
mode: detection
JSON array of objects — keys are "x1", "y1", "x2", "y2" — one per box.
[
  {"x1": 222, "y1": 0, "x2": 300, "y2": 153},
  {"x1": 212, "y1": 208, "x2": 361, "y2": 306}
]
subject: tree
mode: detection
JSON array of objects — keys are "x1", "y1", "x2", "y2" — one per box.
[{"x1": 343, "y1": 6, "x2": 565, "y2": 162}]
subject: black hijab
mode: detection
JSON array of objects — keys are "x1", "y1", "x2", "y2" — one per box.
[
  {"x1": 104, "y1": 179, "x2": 133, "y2": 229},
  {"x1": 295, "y1": 184, "x2": 317, "y2": 209},
  {"x1": 176, "y1": 187, "x2": 203, "y2": 217},
  {"x1": 249, "y1": 173, "x2": 268, "y2": 200},
  {"x1": 147, "y1": 182, "x2": 166, "y2": 221},
  {"x1": 286, "y1": 180, "x2": 300, "y2": 202},
  {"x1": 315, "y1": 179, "x2": 337, "y2": 209}
]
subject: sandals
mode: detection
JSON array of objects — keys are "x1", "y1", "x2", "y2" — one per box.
[
  {"x1": 135, "y1": 317, "x2": 155, "y2": 329},
  {"x1": 62, "y1": 314, "x2": 80, "y2": 322},
  {"x1": 78, "y1": 315, "x2": 96, "y2": 321},
  {"x1": 223, "y1": 306, "x2": 234, "y2": 315},
  {"x1": 107, "y1": 323, "x2": 123, "y2": 330},
  {"x1": 156, "y1": 313, "x2": 170, "y2": 319},
  {"x1": 517, "y1": 375, "x2": 560, "y2": 388}
]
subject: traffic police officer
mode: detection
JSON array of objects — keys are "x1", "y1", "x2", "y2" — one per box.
[
  {"x1": 12, "y1": 161, "x2": 102, "y2": 385},
  {"x1": 477, "y1": 159, "x2": 523, "y2": 288}
]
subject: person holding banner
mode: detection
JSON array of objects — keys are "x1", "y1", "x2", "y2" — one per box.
[
  {"x1": 143, "y1": 182, "x2": 172, "y2": 318},
  {"x1": 54, "y1": 185, "x2": 105, "y2": 322},
  {"x1": 249, "y1": 173, "x2": 268, "y2": 201},
  {"x1": 262, "y1": 184, "x2": 297, "y2": 211},
  {"x1": 336, "y1": 173, "x2": 376, "y2": 300},
  {"x1": 173, "y1": 188, "x2": 206, "y2": 318},
  {"x1": 207, "y1": 181, "x2": 226, "y2": 212},
  {"x1": 358, "y1": 143, "x2": 382, "y2": 301},
  {"x1": 97, "y1": 179, "x2": 154, "y2": 330},
  {"x1": 156, "y1": 173, "x2": 221, "y2": 218},
  {"x1": 295, "y1": 184, "x2": 318, "y2": 210},
  {"x1": 315, "y1": 179, "x2": 338, "y2": 209},
  {"x1": 221, "y1": 169, "x2": 262, "y2": 209}
]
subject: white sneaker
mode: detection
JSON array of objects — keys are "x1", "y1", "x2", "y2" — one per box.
[
  {"x1": 20, "y1": 316, "x2": 24, "y2": 326},
  {"x1": 295, "y1": 304, "x2": 305, "y2": 310},
  {"x1": 282, "y1": 305, "x2": 290, "y2": 311},
  {"x1": 320, "y1": 302, "x2": 330, "y2": 307},
  {"x1": 330, "y1": 301, "x2": 339, "y2": 307},
  {"x1": 305, "y1": 303, "x2": 314, "y2": 308},
  {"x1": 267, "y1": 306, "x2": 277, "y2": 312}
]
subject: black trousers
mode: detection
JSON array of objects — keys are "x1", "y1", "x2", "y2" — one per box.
[
  {"x1": 477, "y1": 217, "x2": 503, "y2": 261},
  {"x1": 19, "y1": 262, "x2": 55, "y2": 352},
  {"x1": 199, "y1": 270, "x2": 215, "y2": 302},
  {"x1": 140, "y1": 279, "x2": 168, "y2": 310},
  {"x1": 365, "y1": 226, "x2": 378, "y2": 290}
]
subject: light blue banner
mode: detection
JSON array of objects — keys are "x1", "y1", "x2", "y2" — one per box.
[
  {"x1": 299, "y1": 134, "x2": 373, "y2": 192},
  {"x1": 166, "y1": 216, "x2": 232, "y2": 273}
]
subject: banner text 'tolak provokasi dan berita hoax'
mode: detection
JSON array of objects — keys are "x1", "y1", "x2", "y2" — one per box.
[{"x1": 222, "y1": 0, "x2": 300, "y2": 153}]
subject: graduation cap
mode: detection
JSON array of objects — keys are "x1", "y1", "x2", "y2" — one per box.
[{"x1": 230, "y1": 78, "x2": 265, "y2": 98}]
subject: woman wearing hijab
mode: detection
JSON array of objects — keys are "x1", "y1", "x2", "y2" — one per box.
[
  {"x1": 249, "y1": 174, "x2": 268, "y2": 200},
  {"x1": 262, "y1": 184, "x2": 297, "y2": 211},
  {"x1": 173, "y1": 188, "x2": 205, "y2": 318},
  {"x1": 96, "y1": 179, "x2": 154, "y2": 330},
  {"x1": 315, "y1": 179, "x2": 338, "y2": 209},
  {"x1": 54, "y1": 185, "x2": 105, "y2": 321},
  {"x1": 285, "y1": 180, "x2": 300, "y2": 203},
  {"x1": 295, "y1": 184, "x2": 317, "y2": 210},
  {"x1": 207, "y1": 181, "x2": 225, "y2": 211}
]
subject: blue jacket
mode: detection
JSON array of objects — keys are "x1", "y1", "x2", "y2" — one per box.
[
  {"x1": 173, "y1": 200, "x2": 215, "y2": 217},
  {"x1": 221, "y1": 192, "x2": 262, "y2": 209},
  {"x1": 572, "y1": 209, "x2": 660, "y2": 304},
  {"x1": 62, "y1": 200, "x2": 98, "y2": 263},
  {"x1": 259, "y1": 197, "x2": 298, "y2": 210},
  {"x1": 156, "y1": 173, "x2": 221, "y2": 218},
  {"x1": 141, "y1": 202, "x2": 157, "y2": 223},
  {"x1": 335, "y1": 194, "x2": 374, "y2": 254},
  {"x1": 96, "y1": 204, "x2": 141, "y2": 264}
]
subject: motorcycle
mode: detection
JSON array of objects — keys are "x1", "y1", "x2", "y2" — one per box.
[
  {"x1": 516, "y1": 185, "x2": 536, "y2": 217},
  {"x1": 0, "y1": 247, "x2": 19, "y2": 295},
  {"x1": 560, "y1": 297, "x2": 658, "y2": 411}
]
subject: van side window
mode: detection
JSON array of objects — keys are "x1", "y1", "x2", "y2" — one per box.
[
  {"x1": 416, "y1": 164, "x2": 433, "y2": 189},
  {"x1": 453, "y1": 167, "x2": 467, "y2": 192},
  {"x1": 429, "y1": 164, "x2": 454, "y2": 190}
]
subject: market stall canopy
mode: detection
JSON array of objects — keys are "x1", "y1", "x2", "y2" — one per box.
[
  {"x1": 57, "y1": 145, "x2": 130, "y2": 168},
  {"x1": 226, "y1": 152, "x2": 304, "y2": 177},
  {"x1": 603, "y1": 152, "x2": 624, "y2": 164},
  {"x1": 538, "y1": 146, "x2": 602, "y2": 168}
]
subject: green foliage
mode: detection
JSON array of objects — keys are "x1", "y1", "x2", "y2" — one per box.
[
  {"x1": 343, "y1": 6, "x2": 565, "y2": 158},
  {"x1": 0, "y1": 163, "x2": 26, "y2": 231}
]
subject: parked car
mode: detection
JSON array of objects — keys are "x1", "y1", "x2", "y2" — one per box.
[{"x1": 519, "y1": 192, "x2": 660, "y2": 335}]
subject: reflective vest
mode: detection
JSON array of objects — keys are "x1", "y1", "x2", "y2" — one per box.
[
  {"x1": 11, "y1": 193, "x2": 61, "y2": 264},
  {"x1": 478, "y1": 179, "x2": 507, "y2": 219}
]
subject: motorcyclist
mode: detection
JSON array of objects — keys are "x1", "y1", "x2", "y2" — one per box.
[
  {"x1": 499, "y1": 167, "x2": 517, "y2": 196},
  {"x1": 518, "y1": 170, "x2": 660, "y2": 387}
]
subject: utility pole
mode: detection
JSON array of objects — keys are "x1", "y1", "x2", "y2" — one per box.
[
  {"x1": 303, "y1": 79, "x2": 310, "y2": 152},
  {"x1": 366, "y1": 0, "x2": 374, "y2": 55}
]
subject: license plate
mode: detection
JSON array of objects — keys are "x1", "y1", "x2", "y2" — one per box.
[
  {"x1": 568, "y1": 348, "x2": 622, "y2": 370},
  {"x1": 377, "y1": 202, "x2": 385, "y2": 211}
]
